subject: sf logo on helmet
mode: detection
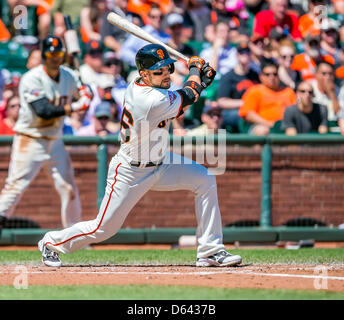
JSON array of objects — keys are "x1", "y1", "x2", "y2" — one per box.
[
  {"x1": 157, "y1": 49, "x2": 164, "y2": 59},
  {"x1": 51, "y1": 38, "x2": 59, "y2": 47}
]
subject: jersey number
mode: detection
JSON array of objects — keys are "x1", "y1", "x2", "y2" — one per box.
[{"x1": 120, "y1": 107, "x2": 134, "y2": 143}]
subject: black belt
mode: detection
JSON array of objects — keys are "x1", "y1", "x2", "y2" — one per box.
[{"x1": 130, "y1": 160, "x2": 163, "y2": 168}]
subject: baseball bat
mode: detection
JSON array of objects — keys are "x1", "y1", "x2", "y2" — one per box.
[
  {"x1": 64, "y1": 15, "x2": 81, "y2": 71},
  {"x1": 106, "y1": 12, "x2": 190, "y2": 63}
]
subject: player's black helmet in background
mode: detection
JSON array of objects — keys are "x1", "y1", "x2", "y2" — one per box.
[
  {"x1": 41, "y1": 35, "x2": 65, "y2": 59},
  {"x1": 135, "y1": 44, "x2": 176, "y2": 73}
]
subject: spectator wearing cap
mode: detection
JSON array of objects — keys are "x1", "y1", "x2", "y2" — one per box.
[
  {"x1": 320, "y1": 19, "x2": 343, "y2": 66},
  {"x1": 312, "y1": 61, "x2": 344, "y2": 132},
  {"x1": 101, "y1": 0, "x2": 143, "y2": 53},
  {"x1": 282, "y1": 81, "x2": 328, "y2": 135},
  {"x1": 119, "y1": 5, "x2": 171, "y2": 68},
  {"x1": 278, "y1": 39, "x2": 302, "y2": 89},
  {"x1": 76, "y1": 101, "x2": 119, "y2": 137},
  {"x1": 252, "y1": 0, "x2": 302, "y2": 41},
  {"x1": 186, "y1": 106, "x2": 224, "y2": 136},
  {"x1": 165, "y1": 13, "x2": 195, "y2": 58},
  {"x1": 0, "y1": 95, "x2": 20, "y2": 135},
  {"x1": 79, "y1": 40, "x2": 115, "y2": 88},
  {"x1": 217, "y1": 42, "x2": 259, "y2": 132},
  {"x1": 239, "y1": 59, "x2": 296, "y2": 135},
  {"x1": 199, "y1": 21, "x2": 238, "y2": 76},
  {"x1": 291, "y1": 34, "x2": 335, "y2": 81},
  {"x1": 298, "y1": 0, "x2": 326, "y2": 38}
]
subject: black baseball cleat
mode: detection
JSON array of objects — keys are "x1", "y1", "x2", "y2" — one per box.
[
  {"x1": 38, "y1": 240, "x2": 62, "y2": 268},
  {"x1": 196, "y1": 250, "x2": 242, "y2": 267},
  {"x1": 0, "y1": 215, "x2": 7, "y2": 237}
]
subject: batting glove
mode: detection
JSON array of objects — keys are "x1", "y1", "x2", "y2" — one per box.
[
  {"x1": 71, "y1": 95, "x2": 91, "y2": 112},
  {"x1": 200, "y1": 63, "x2": 216, "y2": 89},
  {"x1": 78, "y1": 85, "x2": 93, "y2": 100},
  {"x1": 188, "y1": 56, "x2": 205, "y2": 77}
]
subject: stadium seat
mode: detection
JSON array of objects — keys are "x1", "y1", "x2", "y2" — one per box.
[
  {"x1": 0, "y1": 41, "x2": 28, "y2": 73},
  {"x1": 238, "y1": 117, "x2": 251, "y2": 133},
  {"x1": 282, "y1": 217, "x2": 327, "y2": 227}
]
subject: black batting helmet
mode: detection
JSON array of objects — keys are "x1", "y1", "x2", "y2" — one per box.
[
  {"x1": 41, "y1": 35, "x2": 65, "y2": 59},
  {"x1": 135, "y1": 44, "x2": 176, "y2": 73}
]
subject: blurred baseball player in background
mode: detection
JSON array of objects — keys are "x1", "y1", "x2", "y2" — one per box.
[
  {"x1": 0, "y1": 35, "x2": 92, "y2": 235},
  {"x1": 38, "y1": 44, "x2": 242, "y2": 268}
]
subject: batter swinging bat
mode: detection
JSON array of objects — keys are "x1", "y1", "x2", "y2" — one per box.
[{"x1": 106, "y1": 12, "x2": 190, "y2": 63}]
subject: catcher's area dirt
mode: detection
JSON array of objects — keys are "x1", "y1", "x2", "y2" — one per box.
[{"x1": 1, "y1": 244, "x2": 343, "y2": 292}]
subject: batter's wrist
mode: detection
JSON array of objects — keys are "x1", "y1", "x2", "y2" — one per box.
[{"x1": 64, "y1": 104, "x2": 72, "y2": 116}]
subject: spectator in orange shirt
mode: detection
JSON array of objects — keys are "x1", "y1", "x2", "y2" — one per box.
[
  {"x1": 239, "y1": 59, "x2": 297, "y2": 135},
  {"x1": 252, "y1": 0, "x2": 302, "y2": 41},
  {"x1": 291, "y1": 34, "x2": 335, "y2": 81},
  {"x1": 0, "y1": 95, "x2": 20, "y2": 135},
  {"x1": 298, "y1": 0, "x2": 325, "y2": 38}
]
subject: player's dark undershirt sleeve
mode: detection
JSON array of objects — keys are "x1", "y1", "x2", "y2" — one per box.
[
  {"x1": 176, "y1": 88, "x2": 196, "y2": 109},
  {"x1": 30, "y1": 97, "x2": 66, "y2": 119}
]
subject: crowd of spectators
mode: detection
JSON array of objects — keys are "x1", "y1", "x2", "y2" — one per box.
[{"x1": 1, "y1": 0, "x2": 344, "y2": 137}]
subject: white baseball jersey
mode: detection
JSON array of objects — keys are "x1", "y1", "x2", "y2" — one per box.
[
  {"x1": 15, "y1": 65, "x2": 80, "y2": 139},
  {"x1": 119, "y1": 77, "x2": 183, "y2": 163},
  {"x1": 0, "y1": 65, "x2": 82, "y2": 228},
  {"x1": 40, "y1": 75, "x2": 226, "y2": 261}
]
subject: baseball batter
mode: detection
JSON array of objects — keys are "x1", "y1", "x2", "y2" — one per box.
[
  {"x1": 38, "y1": 44, "x2": 242, "y2": 268},
  {"x1": 0, "y1": 36, "x2": 92, "y2": 233}
]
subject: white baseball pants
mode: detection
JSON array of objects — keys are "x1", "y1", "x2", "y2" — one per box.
[
  {"x1": 41, "y1": 151, "x2": 226, "y2": 259},
  {"x1": 0, "y1": 134, "x2": 81, "y2": 228}
]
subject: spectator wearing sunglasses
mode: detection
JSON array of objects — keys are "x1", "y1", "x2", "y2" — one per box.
[
  {"x1": 320, "y1": 19, "x2": 343, "y2": 66},
  {"x1": 277, "y1": 39, "x2": 302, "y2": 89},
  {"x1": 0, "y1": 95, "x2": 20, "y2": 135},
  {"x1": 239, "y1": 59, "x2": 296, "y2": 135},
  {"x1": 282, "y1": 81, "x2": 328, "y2": 135}
]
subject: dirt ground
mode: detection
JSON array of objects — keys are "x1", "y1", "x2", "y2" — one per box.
[{"x1": 0, "y1": 244, "x2": 343, "y2": 292}]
